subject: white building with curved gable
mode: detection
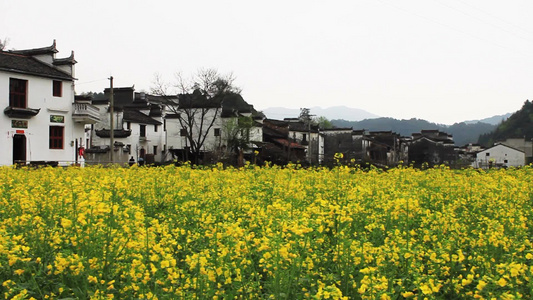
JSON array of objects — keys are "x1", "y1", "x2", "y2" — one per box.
[{"x1": 0, "y1": 41, "x2": 99, "y2": 166}]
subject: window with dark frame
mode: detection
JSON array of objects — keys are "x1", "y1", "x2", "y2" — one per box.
[
  {"x1": 154, "y1": 125, "x2": 158, "y2": 132},
  {"x1": 49, "y1": 126, "x2": 64, "y2": 149},
  {"x1": 52, "y1": 80, "x2": 62, "y2": 97},
  {"x1": 180, "y1": 128, "x2": 188, "y2": 136},
  {"x1": 153, "y1": 145, "x2": 158, "y2": 154},
  {"x1": 127, "y1": 122, "x2": 131, "y2": 130},
  {"x1": 214, "y1": 128, "x2": 221, "y2": 137},
  {"x1": 9, "y1": 78, "x2": 27, "y2": 108},
  {"x1": 140, "y1": 125, "x2": 146, "y2": 137}
]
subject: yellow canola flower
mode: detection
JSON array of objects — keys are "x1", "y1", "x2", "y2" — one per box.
[
  {"x1": 0, "y1": 165, "x2": 532, "y2": 299},
  {"x1": 13, "y1": 269, "x2": 24, "y2": 275},
  {"x1": 420, "y1": 283, "x2": 433, "y2": 295},
  {"x1": 476, "y1": 280, "x2": 487, "y2": 291},
  {"x1": 497, "y1": 277, "x2": 507, "y2": 287}
]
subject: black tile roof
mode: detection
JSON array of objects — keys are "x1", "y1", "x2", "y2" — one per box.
[
  {"x1": 0, "y1": 51, "x2": 73, "y2": 81},
  {"x1": 95, "y1": 129, "x2": 132, "y2": 138},
  {"x1": 123, "y1": 109, "x2": 162, "y2": 125},
  {"x1": 178, "y1": 92, "x2": 222, "y2": 109},
  {"x1": 10, "y1": 40, "x2": 58, "y2": 56},
  {"x1": 53, "y1": 51, "x2": 77, "y2": 65}
]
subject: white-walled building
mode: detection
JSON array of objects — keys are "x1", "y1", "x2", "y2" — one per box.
[
  {"x1": 284, "y1": 118, "x2": 320, "y2": 164},
  {"x1": 474, "y1": 143, "x2": 525, "y2": 169},
  {"x1": 0, "y1": 41, "x2": 98, "y2": 166},
  {"x1": 86, "y1": 87, "x2": 166, "y2": 165},
  {"x1": 167, "y1": 92, "x2": 263, "y2": 164}
]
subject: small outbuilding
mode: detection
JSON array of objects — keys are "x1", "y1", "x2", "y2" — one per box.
[{"x1": 473, "y1": 143, "x2": 525, "y2": 169}]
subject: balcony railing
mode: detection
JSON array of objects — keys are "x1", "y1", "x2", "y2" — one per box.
[{"x1": 72, "y1": 102, "x2": 100, "y2": 124}]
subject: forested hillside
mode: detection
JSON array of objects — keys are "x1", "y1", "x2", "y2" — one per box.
[{"x1": 478, "y1": 100, "x2": 533, "y2": 146}]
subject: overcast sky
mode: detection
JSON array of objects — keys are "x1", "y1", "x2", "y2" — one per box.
[{"x1": 2, "y1": 0, "x2": 533, "y2": 124}]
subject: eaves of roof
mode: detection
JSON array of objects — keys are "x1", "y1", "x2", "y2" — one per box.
[
  {"x1": 274, "y1": 138, "x2": 306, "y2": 149},
  {"x1": 485, "y1": 143, "x2": 525, "y2": 153},
  {"x1": 0, "y1": 52, "x2": 74, "y2": 81},
  {"x1": 123, "y1": 109, "x2": 162, "y2": 125}
]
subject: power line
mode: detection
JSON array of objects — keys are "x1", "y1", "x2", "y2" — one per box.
[
  {"x1": 374, "y1": 0, "x2": 533, "y2": 58},
  {"x1": 453, "y1": 0, "x2": 533, "y2": 36},
  {"x1": 432, "y1": 0, "x2": 533, "y2": 45},
  {"x1": 76, "y1": 78, "x2": 108, "y2": 85}
]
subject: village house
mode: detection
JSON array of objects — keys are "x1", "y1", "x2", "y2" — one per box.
[
  {"x1": 166, "y1": 91, "x2": 262, "y2": 164},
  {"x1": 86, "y1": 87, "x2": 165, "y2": 165},
  {"x1": 219, "y1": 94, "x2": 264, "y2": 165},
  {"x1": 261, "y1": 119, "x2": 307, "y2": 164},
  {"x1": 0, "y1": 40, "x2": 97, "y2": 166},
  {"x1": 473, "y1": 143, "x2": 525, "y2": 169},
  {"x1": 284, "y1": 118, "x2": 320, "y2": 164},
  {"x1": 320, "y1": 127, "x2": 355, "y2": 165},
  {"x1": 318, "y1": 128, "x2": 404, "y2": 167},
  {"x1": 407, "y1": 130, "x2": 456, "y2": 167},
  {"x1": 455, "y1": 143, "x2": 484, "y2": 168},
  {"x1": 83, "y1": 86, "x2": 262, "y2": 165},
  {"x1": 363, "y1": 131, "x2": 404, "y2": 166}
]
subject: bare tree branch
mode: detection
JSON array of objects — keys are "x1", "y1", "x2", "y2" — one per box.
[
  {"x1": 0, "y1": 37, "x2": 9, "y2": 51},
  {"x1": 152, "y1": 68, "x2": 240, "y2": 163}
]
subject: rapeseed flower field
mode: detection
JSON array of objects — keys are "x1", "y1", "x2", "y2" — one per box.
[{"x1": 0, "y1": 164, "x2": 532, "y2": 299}]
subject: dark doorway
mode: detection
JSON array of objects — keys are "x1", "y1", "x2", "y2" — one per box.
[
  {"x1": 139, "y1": 148, "x2": 146, "y2": 166},
  {"x1": 13, "y1": 134, "x2": 26, "y2": 165}
]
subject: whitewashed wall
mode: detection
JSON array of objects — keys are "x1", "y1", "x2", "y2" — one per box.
[
  {"x1": 474, "y1": 144, "x2": 525, "y2": 168},
  {"x1": 0, "y1": 72, "x2": 84, "y2": 166},
  {"x1": 168, "y1": 107, "x2": 223, "y2": 152},
  {"x1": 89, "y1": 106, "x2": 166, "y2": 164}
]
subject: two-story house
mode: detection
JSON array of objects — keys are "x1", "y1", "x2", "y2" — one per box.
[
  {"x1": 167, "y1": 91, "x2": 263, "y2": 165},
  {"x1": 87, "y1": 87, "x2": 165, "y2": 165},
  {"x1": 0, "y1": 40, "x2": 98, "y2": 166}
]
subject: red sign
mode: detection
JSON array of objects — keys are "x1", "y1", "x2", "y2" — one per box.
[{"x1": 16, "y1": 130, "x2": 24, "y2": 134}]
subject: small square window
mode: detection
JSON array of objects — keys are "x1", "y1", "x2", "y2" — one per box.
[
  {"x1": 214, "y1": 128, "x2": 221, "y2": 137},
  {"x1": 180, "y1": 128, "x2": 188, "y2": 136},
  {"x1": 53, "y1": 80, "x2": 62, "y2": 97},
  {"x1": 486, "y1": 153, "x2": 490, "y2": 156}
]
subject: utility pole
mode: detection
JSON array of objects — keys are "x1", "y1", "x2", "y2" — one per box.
[{"x1": 109, "y1": 76, "x2": 114, "y2": 164}]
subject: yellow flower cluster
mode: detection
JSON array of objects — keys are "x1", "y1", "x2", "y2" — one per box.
[{"x1": 0, "y1": 164, "x2": 532, "y2": 299}]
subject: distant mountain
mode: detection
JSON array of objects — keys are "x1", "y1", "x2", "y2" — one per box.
[
  {"x1": 331, "y1": 118, "x2": 496, "y2": 146},
  {"x1": 478, "y1": 101, "x2": 533, "y2": 147},
  {"x1": 261, "y1": 106, "x2": 379, "y2": 121},
  {"x1": 464, "y1": 113, "x2": 512, "y2": 125}
]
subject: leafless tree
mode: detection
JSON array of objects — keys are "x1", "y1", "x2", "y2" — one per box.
[
  {"x1": 152, "y1": 69, "x2": 240, "y2": 164},
  {"x1": 0, "y1": 37, "x2": 9, "y2": 51}
]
